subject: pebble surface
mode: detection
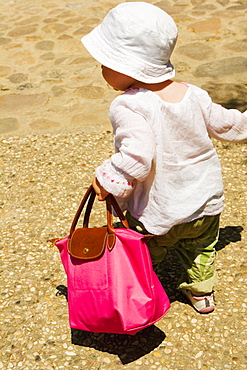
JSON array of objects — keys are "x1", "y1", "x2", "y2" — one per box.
[
  {"x1": 0, "y1": 0, "x2": 247, "y2": 136},
  {"x1": 0, "y1": 0, "x2": 247, "y2": 369}
]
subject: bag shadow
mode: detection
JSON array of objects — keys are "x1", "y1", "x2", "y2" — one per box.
[{"x1": 71, "y1": 325, "x2": 166, "y2": 364}]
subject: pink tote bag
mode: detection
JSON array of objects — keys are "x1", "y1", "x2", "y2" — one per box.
[{"x1": 54, "y1": 186, "x2": 170, "y2": 335}]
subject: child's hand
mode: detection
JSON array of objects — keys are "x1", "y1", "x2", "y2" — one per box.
[{"x1": 92, "y1": 177, "x2": 109, "y2": 201}]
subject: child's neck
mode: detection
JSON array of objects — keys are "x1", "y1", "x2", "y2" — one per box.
[
  {"x1": 130, "y1": 79, "x2": 188, "y2": 104},
  {"x1": 131, "y1": 79, "x2": 173, "y2": 91}
]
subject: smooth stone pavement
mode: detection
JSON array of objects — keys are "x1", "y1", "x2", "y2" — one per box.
[{"x1": 0, "y1": 0, "x2": 246, "y2": 136}]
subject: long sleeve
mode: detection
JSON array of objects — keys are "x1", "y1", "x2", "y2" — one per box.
[
  {"x1": 96, "y1": 99, "x2": 156, "y2": 197},
  {"x1": 195, "y1": 86, "x2": 247, "y2": 142}
]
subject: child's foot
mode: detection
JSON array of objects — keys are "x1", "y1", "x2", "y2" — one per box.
[{"x1": 181, "y1": 289, "x2": 215, "y2": 314}]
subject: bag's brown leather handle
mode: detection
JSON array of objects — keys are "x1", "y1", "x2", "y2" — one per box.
[
  {"x1": 106, "y1": 194, "x2": 129, "y2": 234},
  {"x1": 69, "y1": 185, "x2": 94, "y2": 236},
  {"x1": 69, "y1": 185, "x2": 129, "y2": 237}
]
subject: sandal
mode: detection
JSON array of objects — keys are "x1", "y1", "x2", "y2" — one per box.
[{"x1": 181, "y1": 289, "x2": 215, "y2": 314}]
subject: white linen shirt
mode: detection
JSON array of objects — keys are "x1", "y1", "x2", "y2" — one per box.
[{"x1": 96, "y1": 84, "x2": 247, "y2": 235}]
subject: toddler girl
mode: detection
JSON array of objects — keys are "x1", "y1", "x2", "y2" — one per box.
[{"x1": 81, "y1": 2, "x2": 247, "y2": 313}]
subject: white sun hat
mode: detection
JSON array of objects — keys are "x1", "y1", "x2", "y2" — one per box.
[{"x1": 81, "y1": 2, "x2": 178, "y2": 83}]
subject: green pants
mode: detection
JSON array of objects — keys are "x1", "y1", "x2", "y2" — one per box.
[{"x1": 126, "y1": 212, "x2": 220, "y2": 295}]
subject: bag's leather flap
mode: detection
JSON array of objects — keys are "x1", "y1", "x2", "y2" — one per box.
[{"x1": 68, "y1": 227, "x2": 108, "y2": 260}]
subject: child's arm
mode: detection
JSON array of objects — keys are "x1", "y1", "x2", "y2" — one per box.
[
  {"x1": 207, "y1": 102, "x2": 247, "y2": 142},
  {"x1": 95, "y1": 102, "x2": 155, "y2": 198}
]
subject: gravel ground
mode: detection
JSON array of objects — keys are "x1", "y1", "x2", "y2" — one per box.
[
  {"x1": 0, "y1": 131, "x2": 246, "y2": 370},
  {"x1": 0, "y1": 0, "x2": 247, "y2": 368}
]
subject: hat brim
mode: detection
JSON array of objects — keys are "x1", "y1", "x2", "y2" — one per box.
[{"x1": 81, "y1": 25, "x2": 175, "y2": 84}]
